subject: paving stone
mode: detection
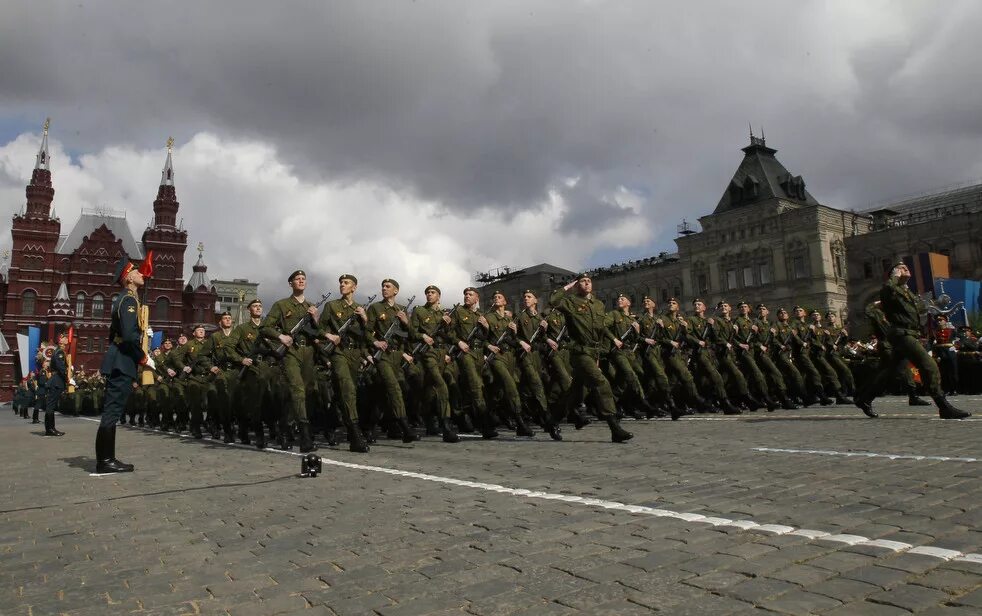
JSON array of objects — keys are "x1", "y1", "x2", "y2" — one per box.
[
  {"x1": 758, "y1": 590, "x2": 843, "y2": 615},
  {"x1": 766, "y1": 564, "x2": 835, "y2": 586},
  {"x1": 721, "y1": 576, "x2": 797, "y2": 604},
  {"x1": 866, "y1": 583, "x2": 951, "y2": 612},
  {"x1": 808, "y1": 577, "x2": 880, "y2": 602}
]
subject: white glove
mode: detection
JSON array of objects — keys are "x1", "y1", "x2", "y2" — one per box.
[
  {"x1": 146, "y1": 327, "x2": 154, "y2": 338},
  {"x1": 144, "y1": 356, "x2": 156, "y2": 371},
  {"x1": 69, "y1": 378, "x2": 77, "y2": 386}
]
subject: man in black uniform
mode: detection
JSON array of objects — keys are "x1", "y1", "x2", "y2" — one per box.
[
  {"x1": 856, "y1": 262, "x2": 970, "y2": 419},
  {"x1": 44, "y1": 331, "x2": 69, "y2": 436},
  {"x1": 97, "y1": 257, "x2": 154, "y2": 473}
]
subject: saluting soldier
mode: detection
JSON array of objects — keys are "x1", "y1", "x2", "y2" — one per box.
[
  {"x1": 408, "y1": 284, "x2": 460, "y2": 443},
  {"x1": 318, "y1": 274, "x2": 371, "y2": 452},
  {"x1": 260, "y1": 269, "x2": 322, "y2": 453},
  {"x1": 365, "y1": 279, "x2": 418, "y2": 443},
  {"x1": 856, "y1": 262, "x2": 970, "y2": 419},
  {"x1": 549, "y1": 274, "x2": 633, "y2": 442},
  {"x1": 95, "y1": 257, "x2": 155, "y2": 473}
]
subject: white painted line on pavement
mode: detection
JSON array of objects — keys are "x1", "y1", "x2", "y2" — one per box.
[
  {"x1": 753, "y1": 447, "x2": 978, "y2": 463},
  {"x1": 76, "y1": 416, "x2": 982, "y2": 565}
]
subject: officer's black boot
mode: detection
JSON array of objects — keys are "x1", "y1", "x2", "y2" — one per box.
[
  {"x1": 96, "y1": 427, "x2": 134, "y2": 473},
  {"x1": 515, "y1": 414, "x2": 535, "y2": 438},
  {"x1": 32, "y1": 408, "x2": 40, "y2": 424},
  {"x1": 347, "y1": 423, "x2": 370, "y2": 453},
  {"x1": 298, "y1": 421, "x2": 318, "y2": 453},
  {"x1": 44, "y1": 411, "x2": 64, "y2": 436},
  {"x1": 398, "y1": 417, "x2": 419, "y2": 443},
  {"x1": 440, "y1": 416, "x2": 460, "y2": 443},
  {"x1": 908, "y1": 393, "x2": 931, "y2": 406},
  {"x1": 606, "y1": 415, "x2": 633, "y2": 443},
  {"x1": 934, "y1": 396, "x2": 971, "y2": 420}
]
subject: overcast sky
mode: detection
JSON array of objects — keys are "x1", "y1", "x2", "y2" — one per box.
[{"x1": 2, "y1": 1, "x2": 981, "y2": 304}]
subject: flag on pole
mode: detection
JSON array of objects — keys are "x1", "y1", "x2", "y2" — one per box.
[
  {"x1": 0, "y1": 331, "x2": 9, "y2": 355},
  {"x1": 139, "y1": 249, "x2": 154, "y2": 279},
  {"x1": 27, "y1": 326, "x2": 40, "y2": 373},
  {"x1": 17, "y1": 333, "x2": 29, "y2": 377}
]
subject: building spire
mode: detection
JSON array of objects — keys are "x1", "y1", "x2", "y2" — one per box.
[
  {"x1": 161, "y1": 136, "x2": 175, "y2": 186},
  {"x1": 35, "y1": 118, "x2": 51, "y2": 171}
]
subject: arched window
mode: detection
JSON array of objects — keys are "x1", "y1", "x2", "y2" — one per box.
[
  {"x1": 22, "y1": 290, "x2": 37, "y2": 315},
  {"x1": 154, "y1": 296, "x2": 170, "y2": 322},
  {"x1": 91, "y1": 294, "x2": 105, "y2": 319},
  {"x1": 76, "y1": 292, "x2": 86, "y2": 318}
]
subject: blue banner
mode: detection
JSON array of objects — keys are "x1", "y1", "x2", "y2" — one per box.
[
  {"x1": 934, "y1": 279, "x2": 981, "y2": 326},
  {"x1": 27, "y1": 326, "x2": 40, "y2": 374},
  {"x1": 151, "y1": 330, "x2": 163, "y2": 350}
]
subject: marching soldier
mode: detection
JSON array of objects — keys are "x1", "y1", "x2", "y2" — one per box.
[
  {"x1": 226, "y1": 299, "x2": 272, "y2": 448},
  {"x1": 365, "y1": 279, "x2": 418, "y2": 443},
  {"x1": 407, "y1": 284, "x2": 460, "y2": 443},
  {"x1": 449, "y1": 287, "x2": 497, "y2": 439},
  {"x1": 790, "y1": 306, "x2": 834, "y2": 405},
  {"x1": 484, "y1": 290, "x2": 535, "y2": 438},
  {"x1": 605, "y1": 294, "x2": 654, "y2": 418},
  {"x1": 808, "y1": 309, "x2": 852, "y2": 404},
  {"x1": 824, "y1": 311, "x2": 857, "y2": 398},
  {"x1": 513, "y1": 290, "x2": 562, "y2": 439},
  {"x1": 712, "y1": 301, "x2": 762, "y2": 410},
  {"x1": 731, "y1": 301, "x2": 777, "y2": 410},
  {"x1": 549, "y1": 274, "x2": 633, "y2": 442},
  {"x1": 636, "y1": 296, "x2": 676, "y2": 416},
  {"x1": 751, "y1": 304, "x2": 796, "y2": 409},
  {"x1": 661, "y1": 298, "x2": 706, "y2": 416},
  {"x1": 201, "y1": 311, "x2": 237, "y2": 443},
  {"x1": 686, "y1": 299, "x2": 741, "y2": 414}
]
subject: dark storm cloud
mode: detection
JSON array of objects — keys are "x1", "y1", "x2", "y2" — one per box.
[{"x1": 2, "y1": 0, "x2": 982, "y2": 242}]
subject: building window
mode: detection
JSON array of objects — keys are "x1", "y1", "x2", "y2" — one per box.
[
  {"x1": 697, "y1": 274, "x2": 708, "y2": 295},
  {"x1": 743, "y1": 266, "x2": 754, "y2": 287},
  {"x1": 92, "y1": 294, "x2": 105, "y2": 319},
  {"x1": 22, "y1": 254, "x2": 43, "y2": 270},
  {"x1": 154, "y1": 297, "x2": 170, "y2": 322},
  {"x1": 793, "y1": 256, "x2": 806, "y2": 279},
  {"x1": 84, "y1": 337, "x2": 91, "y2": 353},
  {"x1": 661, "y1": 289, "x2": 669, "y2": 303},
  {"x1": 759, "y1": 262, "x2": 771, "y2": 285},
  {"x1": 726, "y1": 269, "x2": 738, "y2": 290},
  {"x1": 674, "y1": 286, "x2": 681, "y2": 299},
  {"x1": 22, "y1": 290, "x2": 37, "y2": 315},
  {"x1": 76, "y1": 293, "x2": 85, "y2": 318}
]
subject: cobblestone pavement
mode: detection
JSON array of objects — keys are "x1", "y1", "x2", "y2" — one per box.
[{"x1": 2, "y1": 396, "x2": 981, "y2": 615}]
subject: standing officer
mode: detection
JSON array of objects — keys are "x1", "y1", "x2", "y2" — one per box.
[
  {"x1": 549, "y1": 274, "x2": 633, "y2": 442},
  {"x1": 260, "y1": 269, "x2": 322, "y2": 453},
  {"x1": 856, "y1": 262, "x2": 970, "y2": 419},
  {"x1": 96, "y1": 257, "x2": 155, "y2": 473},
  {"x1": 44, "y1": 331, "x2": 69, "y2": 436}
]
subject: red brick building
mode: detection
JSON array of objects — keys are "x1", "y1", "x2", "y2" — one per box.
[{"x1": 0, "y1": 124, "x2": 217, "y2": 400}]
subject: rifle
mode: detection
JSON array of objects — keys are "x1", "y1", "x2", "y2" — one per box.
[
  {"x1": 518, "y1": 316, "x2": 544, "y2": 358},
  {"x1": 402, "y1": 302, "x2": 459, "y2": 369},
  {"x1": 483, "y1": 317, "x2": 515, "y2": 365},
  {"x1": 369, "y1": 295, "x2": 416, "y2": 363},
  {"x1": 635, "y1": 315, "x2": 663, "y2": 353},
  {"x1": 271, "y1": 293, "x2": 331, "y2": 359},
  {"x1": 319, "y1": 294, "x2": 377, "y2": 355},
  {"x1": 449, "y1": 307, "x2": 484, "y2": 361},
  {"x1": 545, "y1": 325, "x2": 567, "y2": 360}
]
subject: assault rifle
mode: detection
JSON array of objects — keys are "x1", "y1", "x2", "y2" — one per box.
[
  {"x1": 635, "y1": 316, "x2": 663, "y2": 353},
  {"x1": 271, "y1": 293, "x2": 331, "y2": 359},
  {"x1": 319, "y1": 294, "x2": 377, "y2": 356},
  {"x1": 402, "y1": 303, "x2": 459, "y2": 369},
  {"x1": 449, "y1": 308, "x2": 484, "y2": 361},
  {"x1": 518, "y1": 317, "x2": 545, "y2": 358},
  {"x1": 484, "y1": 320, "x2": 514, "y2": 365},
  {"x1": 544, "y1": 325, "x2": 567, "y2": 360},
  {"x1": 369, "y1": 295, "x2": 416, "y2": 363}
]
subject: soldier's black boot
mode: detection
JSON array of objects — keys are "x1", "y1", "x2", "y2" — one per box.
[
  {"x1": 606, "y1": 416, "x2": 633, "y2": 443},
  {"x1": 253, "y1": 422, "x2": 267, "y2": 449},
  {"x1": 515, "y1": 414, "x2": 535, "y2": 438},
  {"x1": 238, "y1": 423, "x2": 251, "y2": 446},
  {"x1": 720, "y1": 398, "x2": 742, "y2": 415},
  {"x1": 44, "y1": 411, "x2": 65, "y2": 436},
  {"x1": 96, "y1": 427, "x2": 134, "y2": 473},
  {"x1": 398, "y1": 417, "x2": 419, "y2": 443},
  {"x1": 743, "y1": 395, "x2": 763, "y2": 412},
  {"x1": 20, "y1": 406, "x2": 27, "y2": 418},
  {"x1": 780, "y1": 394, "x2": 799, "y2": 410},
  {"x1": 440, "y1": 416, "x2": 460, "y2": 443},
  {"x1": 278, "y1": 420, "x2": 293, "y2": 450},
  {"x1": 347, "y1": 423, "x2": 370, "y2": 453},
  {"x1": 223, "y1": 423, "x2": 235, "y2": 444},
  {"x1": 480, "y1": 414, "x2": 499, "y2": 440},
  {"x1": 572, "y1": 404, "x2": 591, "y2": 429},
  {"x1": 424, "y1": 414, "x2": 441, "y2": 436},
  {"x1": 835, "y1": 391, "x2": 854, "y2": 405},
  {"x1": 324, "y1": 426, "x2": 338, "y2": 446},
  {"x1": 854, "y1": 396, "x2": 878, "y2": 418},
  {"x1": 818, "y1": 389, "x2": 835, "y2": 406},
  {"x1": 908, "y1": 393, "x2": 931, "y2": 406},
  {"x1": 934, "y1": 396, "x2": 971, "y2": 420},
  {"x1": 456, "y1": 412, "x2": 475, "y2": 434},
  {"x1": 32, "y1": 408, "x2": 40, "y2": 424},
  {"x1": 298, "y1": 422, "x2": 318, "y2": 453},
  {"x1": 763, "y1": 395, "x2": 779, "y2": 412}
]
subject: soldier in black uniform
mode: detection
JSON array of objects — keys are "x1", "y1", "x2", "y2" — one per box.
[
  {"x1": 96, "y1": 257, "x2": 154, "y2": 473},
  {"x1": 44, "y1": 331, "x2": 69, "y2": 436}
]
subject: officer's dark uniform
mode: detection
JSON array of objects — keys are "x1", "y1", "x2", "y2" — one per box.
[{"x1": 44, "y1": 341, "x2": 68, "y2": 436}]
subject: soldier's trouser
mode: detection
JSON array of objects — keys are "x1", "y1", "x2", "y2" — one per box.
[
  {"x1": 208, "y1": 372, "x2": 235, "y2": 432},
  {"x1": 661, "y1": 351, "x2": 701, "y2": 403},
  {"x1": 754, "y1": 351, "x2": 787, "y2": 396},
  {"x1": 517, "y1": 351, "x2": 549, "y2": 418},
  {"x1": 717, "y1": 352, "x2": 750, "y2": 398},
  {"x1": 375, "y1": 352, "x2": 407, "y2": 420},
  {"x1": 186, "y1": 379, "x2": 207, "y2": 430},
  {"x1": 486, "y1": 352, "x2": 522, "y2": 418},
  {"x1": 455, "y1": 351, "x2": 488, "y2": 416},
  {"x1": 811, "y1": 352, "x2": 842, "y2": 393},
  {"x1": 569, "y1": 352, "x2": 615, "y2": 418},
  {"x1": 420, "y1": 350, "x2": 452, "y2": 419},
  {"x1": 793, "y1": 351, "x2": 825, "y2": 394},
  {"x1": 330, "y1": 349, "x2": 363, "y2": 423},
  {"x1": 238, "y1": 365, "x2": 267, "y2": 425},
  {"x1": 861, "y1": 334, "x2": 943, "y2": 400},
  {"x1": 546, "y1": 350, "x2": 574, "y2": 408},
  {"x1": 282, "y1": 345, "x2": 315, "y2": 424},
  {"x1": 640, "y1": 349, "x2": 672, "y2": 402},
  {"x1": 73, "y1": 392, "x2": 83, "y2": 416},
  {"x1": 690, "y1": 349, "x2": 727, "y2": 400},
  {"x1": 607, "y1": 351, "x2": 645, "y2": 400},
  {"x1": 736, "y1": 351, "x2": 770, "y2": 398},
  {"x1": 99, "y1": 371, "x2": 135, "y2": 429},
  {"x1": 829, "y1": 354, "x2": 856, "y2": 394}
]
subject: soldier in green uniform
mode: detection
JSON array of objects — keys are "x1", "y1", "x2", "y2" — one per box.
[
  {"x1": 541, "y1": 306, "x2": 587, "y2": 427},
  {"x1": 808, "y1": 309, "x2": 851, "y2": 404},
  {"x1": 365, "y1": 279, "x2": 418, "y2": 443},
  {"x1": 712, "y1": 301, "x2": 760, "y2": 411},
  {"x1": 864, "y1": 301, "x2": 927, "y2": 405},
  {"x1": 605, "y1": 294, "x2": 654, "y2": 418},
  {"x1": 790, "y1": 306, "x2": 834, "y2": 405},
  {"x1": 549, "y1": 274, "x2": 633, "y2": 442},
  {"x1": 200, "y1": 311, "x2": 237, "y2": 443},
  {"x1": 686, "y1": 299, "x2": 741, "y2": 414},
  {"x1": 260, "y1": 269, "x2": 322, "y2": 452},
  {"x1": 318, "y1": 274, "x2": 372, "y2": 452},
  {"x1": 730, "y1": 301, "x2": 777, "y2": 410},
  {"x1": 636, "y1": 296, "x2": 675, "y2": 416},
  {"x1": 856, "y1": 262, "x2": 970, "y2": 419},
  {"x1": 226, "y1": 299, "x2": 273, "y2": 448},
  {"x1": 513, "y1": 290, "x2": 562, "y2": 439},
  {"x1": 162, "y1": 334, "x2": 188, "y2": 431},
  {"x1": 174, "y1": 325, "x2": 211, "y2": 439},
  {"x1": 407, "y1": 284, "x2": 460, "y2": 443},
  {"x1": 660, "y1": 298, "x2": 705, "y2": 416},
  {"x1": 484, "y1": 290, "x2": 535, "y2": 437},
  {"x1": 824, "y1": 311, "x2": 857, "y2": 397},
  {"x1": 449, "y1": 287, "x2": 497, "y2": 438},
  {"x1": 751, "y1": 304, "x2": 796, "y2": 409}
]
